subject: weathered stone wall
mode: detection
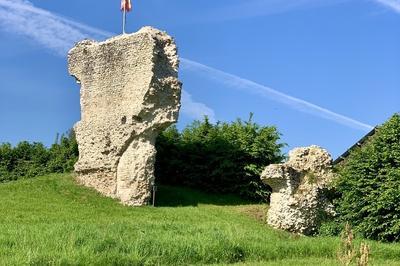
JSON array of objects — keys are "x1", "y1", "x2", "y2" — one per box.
[
  {"x1": 68, "y1": 27, "x2": 182, "y2": 206},
  {"x1": 260, "y1": 146, "x2": 335, "y2": 235}
]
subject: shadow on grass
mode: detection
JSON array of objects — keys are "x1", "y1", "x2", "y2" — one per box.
[{"x1": 155, "y1": 185, "x2": 253, "y2": 207}]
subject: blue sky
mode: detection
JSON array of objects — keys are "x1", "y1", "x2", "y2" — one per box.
[{"x1": 0, "y1": 0, "x2": 399, "y2": 158}]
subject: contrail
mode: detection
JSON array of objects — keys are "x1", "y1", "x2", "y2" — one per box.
[
  {"x1": 0, "y1": 0, "x2": 373, "y2": 131},
  {"x1": 181, "y1": 58, "x2": 374, "y2": 131}
]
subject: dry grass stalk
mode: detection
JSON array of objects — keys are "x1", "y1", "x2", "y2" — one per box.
[
  {"x1": 337, "y1": 223, "x2": 371, "y2": 266},
  {"x1": 357, "y1": 243, "x2": 370, "y2": 266},
  {"x1": 338, "y1": 223, "x2": 356, "y2": 266}
]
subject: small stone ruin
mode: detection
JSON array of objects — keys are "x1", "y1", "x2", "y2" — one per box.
[
  {"x1": 260, "y1": 145, "x2": 335, "y2": 235},
  {"x1": 68, "y1": 27, "x2": 182, "y2": 206}
]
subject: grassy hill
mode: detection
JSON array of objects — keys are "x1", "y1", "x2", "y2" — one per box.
[{"x1": 1, "y1": 175, "x2": 400, "y2": 265}]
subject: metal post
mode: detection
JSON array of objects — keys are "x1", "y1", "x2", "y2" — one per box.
[
  {"x1": 152, "y1": 186, "x2": 156, "y2": 207},
  {"x1": 151, "y1": 181, "x2": 157, "y2": 207},
  {"x1": 122, "y1": 9, "x2": 127, "y2": 34}
]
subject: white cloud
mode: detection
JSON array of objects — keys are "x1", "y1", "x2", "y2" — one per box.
[
  {"x1": 181, "y1": 58, "x2": 373, "y2": 132},
  {"x1": 203, "y1": 0, "x2": 400, "y2": 22},
  {"x1": 203, "y1": 0, "x2": 347, "y2": 22},
  {"x1": 0, "y1": 0, "x2": 110, "y2": 56},
  {"x1": 0, "y1": 0, "x2": 215, "y2": 122},
  {"x1": 0, "y1": 0, "x2": 373, "y2": 131},
  {"x1": 374, "y1": 0, "x2": 400, "y2": 13},
  {"x1": 181, "y1": 90, "x2": 217, "y2": 123}
]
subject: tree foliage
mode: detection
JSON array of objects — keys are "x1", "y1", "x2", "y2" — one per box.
[
  {"x1": 155, "y1": 114, "x2": 286, "y2": 201},
  {"x1": 0, "y1": 130, "x2": 78, "y2": 183},
  {"x1": 334, "y1": 113, "x2": 400, "y2": 242}
]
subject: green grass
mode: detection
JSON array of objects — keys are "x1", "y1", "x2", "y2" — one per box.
[{"x1": 1, "y1": 174, "x2": 400, "y2": 265}]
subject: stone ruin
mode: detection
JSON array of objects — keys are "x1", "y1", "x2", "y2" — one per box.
[
  {"x1": 68, "y1": 27, "x2": 182, "y2": 206},
  {"x1": 260, "y1": 145, "x2": 335, "y2": 235}
]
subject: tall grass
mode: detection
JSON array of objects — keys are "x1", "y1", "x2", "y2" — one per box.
[{"x1": 0, "y1": 174, "x2": 400, "y2": 265}]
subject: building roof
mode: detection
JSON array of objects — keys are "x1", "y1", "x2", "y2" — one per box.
[{"x1": 333, "y1": 127, "x2": 378, "y2": 165}]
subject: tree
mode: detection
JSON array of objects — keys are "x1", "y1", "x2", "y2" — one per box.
[
  {"x1": 0, "y1": 129, "x2": 78, "y2": 183},
  {"x1": 155, "y1": 114, "x2": 285, "y2": 201},
  {"x1": 335, "y1": 113, "x2": 400, "y2": 242}
]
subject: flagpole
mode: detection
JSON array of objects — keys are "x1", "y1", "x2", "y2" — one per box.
[{"x1": 122, "y1": 8, "x2": 126, "y2": 34}]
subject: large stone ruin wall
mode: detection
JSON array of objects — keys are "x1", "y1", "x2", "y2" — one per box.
[
  {"x1": 261, "y1": 146, "x2": 335, "y2": 235},
  {"x1": 68, "y1": 27, "x2": 182, "y2": 206}
]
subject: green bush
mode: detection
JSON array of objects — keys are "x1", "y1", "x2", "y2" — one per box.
[
  {"x1": 318, "y1": 221, "x2": 344, "y2": 237},
  {"x1": 334, "y1": 113, "x2": 400, "y2": 242},
  {"x1": 47, "y1": 131, "x2": 79, "y2": 173},
  {"x1": 155, "y1": 114, "x2": 285, "y2": 202},
  {"x1": 0, "y1": 130, "x2": 78, "y2": 183}
]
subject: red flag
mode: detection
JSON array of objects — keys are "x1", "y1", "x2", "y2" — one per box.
[{"x1": 121, "y1": 0, "x2": 132, "y2": 12}]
